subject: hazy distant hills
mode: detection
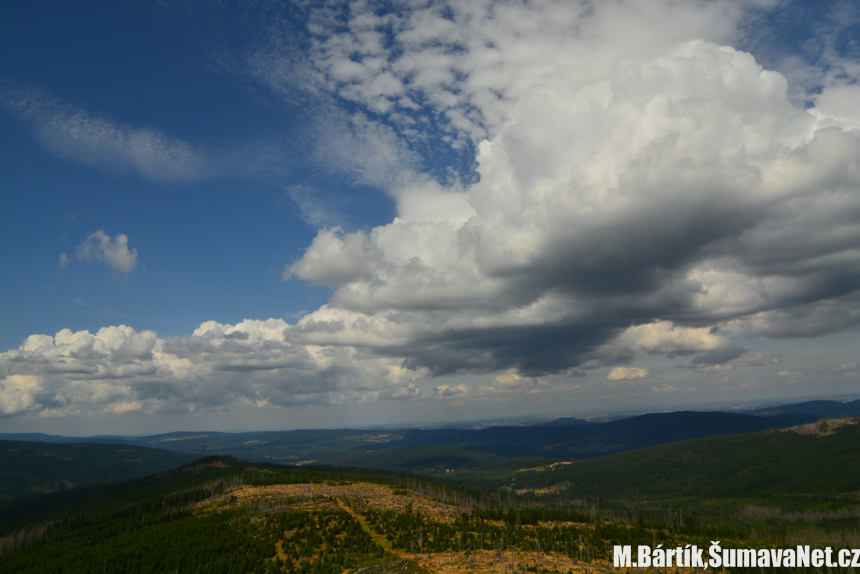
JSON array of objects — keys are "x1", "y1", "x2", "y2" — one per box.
[
  {"x1": 1, "y1": 407, "x2": 826, "y2": 495},
  {"x1": 331, "y1": 411, "x2": 819, "y2": 474},
  {"x1": 751, "y1": 399, "x2": 860, "y2": 418},
  {"x1": 538, "y1": 416, "x2": 592, "y2": 426},
  {"x1": 363, "y1": 411, "x2": 816, "y2": 460},
  {"x1": 3, "y1": 400, "x2": 852, "y2": 500},
  {"x1": 0, "y1": 441, "x2": 196, "y2": 500},
  {"x1": 1, "y1": 411, "x2": 816, "y2": 469},
  {"x1": 0, "y1": 428, "x2": 411, "y2": 466}
]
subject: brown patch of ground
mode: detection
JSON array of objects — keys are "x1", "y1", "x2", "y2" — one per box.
[
  {"x1": 783, "y1": 417, "x2": 857, "y2": 436},
  {"x1": 514, "y1": 482, "x2": 573, "y2": 496},
  {"x1": 202, "y1": 482, "x2": 464, "y2": 522},
  {"x1": 515, "y1": 462, "x2": 573, "y2": 473}
]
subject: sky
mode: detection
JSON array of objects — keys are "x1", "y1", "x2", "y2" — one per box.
[{"x1": 1, "y1": 0, "x2": 859, "y2": 436}]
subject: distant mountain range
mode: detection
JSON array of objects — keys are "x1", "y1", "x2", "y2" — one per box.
[
  {"x1": 5, "y1": 398, "x2": 854, "y2": 498},
  {"x1": 750, "y1": 398, "x2": 860, "y2": 418},
  {"x1": 360, "y1": 411, "x2": 816, "y2": 459},
  {"x1": 1, "y1": 411, "x2": 819, "y2": 466},
  {"x1": 538, "y1": 416, "x2": 592, "y2": 426}
]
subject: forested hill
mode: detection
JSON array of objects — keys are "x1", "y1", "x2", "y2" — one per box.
[
  {"x1": 0, "y1": 441, "x2": 197, "y2": 500},
  {"x1": 456, "y1": 417, "x2": 860, "y2": 504},
  {"x1": 2, "y1": 427, "x2": 859, "y2": 574}
]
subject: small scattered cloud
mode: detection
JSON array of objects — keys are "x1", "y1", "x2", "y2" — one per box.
[
  {"x1": 434, "y1": 383, "x2": 469, "y2": 398},
  {"x1": 102, "y1": 401, "x2": 143, "y2": 415},
  {"x1": 607, "y1": 367, "x2": 649, "y2": 381},
  {"x1": 693, "y1": 363, "x2": 736, "y2": 373},
  {"x1": 831, "y1": 363, "x2": 859, "y2": 377},
  {"x1": 732, "y1": 352, "x2": 771, "y2": 367},
  {"x1": 650, "y1": 383, "x2": 680, "y2": 393},
  {"x1": 76, "y1": 231, "x2": 138, "y2": 276},
  {"x1": 59, "y1": 253, "x2": 71, "y2": 267},
  {"x1": 689, "y1": 350, "x2": 781, "y2": 373},
  {"x1": 478, "y1": 369, "x2": 549, "y2": 394},
  {"x1": 739, "y1": 380, "x2": 764, "y2": 390}
]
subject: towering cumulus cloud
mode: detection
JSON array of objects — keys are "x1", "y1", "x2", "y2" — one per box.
[
  {"x1": 2, "y1": 0, "x2": 859, "y2": 421},
  {"x1": 289, "y1": 39, "x2": 860, "y2": 375}
]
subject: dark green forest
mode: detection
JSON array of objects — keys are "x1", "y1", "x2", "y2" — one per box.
[
  {"x1": 2, "y1": 419, "x2": 858, "y2": 574},
  {"x1": 0, "y1": 441, "x2": 196, "y2": 500}
]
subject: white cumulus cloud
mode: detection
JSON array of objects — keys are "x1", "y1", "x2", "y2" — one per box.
[
  {"x1": 76, "y1": 231, "x2": 139, "y2": 276},
  {"x1": 4, "y1": 0, "x2": 860, "y2": 421},
  {"x1": 285, "y1": 39, "x2": 860, "y2": 378},
  {"x1": 0, "y1": 321, "x2": 427, "y2": 418}
]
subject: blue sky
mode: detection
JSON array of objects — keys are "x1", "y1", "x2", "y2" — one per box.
[{"x1": 1, "y1": 0, "x2": 859, "y2": 435}]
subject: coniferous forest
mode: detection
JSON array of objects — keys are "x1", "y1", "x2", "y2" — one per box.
[{"x1": 2, "y1": 420, "x2": 860, "y2": 574}]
